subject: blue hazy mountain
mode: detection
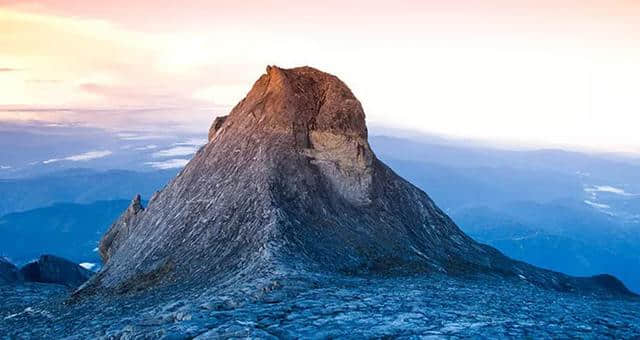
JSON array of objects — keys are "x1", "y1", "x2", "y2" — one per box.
[
  {"x1": 0, "y1": 168, "x2": 176, "y2": 216},
  {"x1": 0, "y1": 124, "x2": 638, "y2": 293},
  {"x1": 370, "y1": 135, "x2": 640, "y2": 292},
  {"x1": 451, "y1": 202, "x2": 640, "y2": 292},
  {"x1": 369, "y1": 134, "x2": 640, "y2": 185},
  {"x1": 0, "y1": 200, "x2": 130, "y2": 266}
]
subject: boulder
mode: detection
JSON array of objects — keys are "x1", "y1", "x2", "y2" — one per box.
[
  {"x1": 0, "y1": 256, "x2": 19, "y2": 284},
  {"x1": 20, "y1": 255, "x2": 93, "y2": 287}
]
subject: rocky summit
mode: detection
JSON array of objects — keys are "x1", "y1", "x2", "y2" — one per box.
[
  {"x1": 2, "y1": 66, "x2": 638, "y2": 338},
  {"x1": 82, "y1": 66, "x2": 632, "y2": 297}
]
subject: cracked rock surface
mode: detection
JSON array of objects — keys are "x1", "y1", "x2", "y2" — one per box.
[{"x1": 2, "y1": 275, "x2": 639, "y2": 338}]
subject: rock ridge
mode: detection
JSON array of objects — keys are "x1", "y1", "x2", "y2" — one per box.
[{"x1": 99, "y1": 194, "x2": 144, "y2": 263}]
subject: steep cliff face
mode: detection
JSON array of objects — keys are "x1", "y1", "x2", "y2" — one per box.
[
  {"x1": 79, "y1": 66, "x2": 634, "y2": 297},
  {"x1": 99, "y1": 195, "x2": 144, "y2": 263}
]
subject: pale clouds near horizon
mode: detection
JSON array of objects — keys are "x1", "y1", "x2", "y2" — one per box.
[
  {"x1": 42, "y1": 150, "x2": 112, "y2": 164},
  {"x1": 145, "y1": 158, "x2": 189, "y2": 169},
  {"x1": 152, "y1": 146, "x2": 200, "y2": 158},
  {"x1": 584, "y1": 185, "x2": 636, "y2": 197},
  {"x1": 1, "y1": 1, "x2": 639, "y2": 153},
  {"x1": 151, "y1": 138, "x2": 207, "y2": 158}
]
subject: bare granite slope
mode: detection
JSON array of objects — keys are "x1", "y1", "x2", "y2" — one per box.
[{"x1": 78, "y1": 66, "x2": 634, "y2": 297}]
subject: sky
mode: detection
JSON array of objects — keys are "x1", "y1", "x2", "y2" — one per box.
[{"x1": 1, "y1": 0, "x2": 639, "y2": 153}]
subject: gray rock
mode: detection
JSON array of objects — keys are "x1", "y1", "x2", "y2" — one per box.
[
  {"x1": 99, "y1": 194, "x2": 144, "y2": 263},
  {"x1": 77, "y1": 65, "x2": 634, "y2": 298},
  {"x1": 19, "y1": 255, "x2": 93, "y2": 287},
  {"x1": 0, "y1": 257, "x2": 19, "y2": 284}
]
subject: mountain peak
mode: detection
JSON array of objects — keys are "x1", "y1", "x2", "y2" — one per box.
[
  {"x1": 78, "y1": 66, "x2": 634, "y2": 298},
  {"x1": 209, "y1": 65, "x2": 374, "y2": 204},
  {"x1": 210, "y1": 65, "x2": 368, "y2": 142}
]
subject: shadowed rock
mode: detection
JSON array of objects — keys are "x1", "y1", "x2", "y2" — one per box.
[
  {"x1": 20, "y1": 255, "x2": 93, "y2": 288},
  {"x1": 99, "y1": 194, "x2": 144, "y2": 263},
  {"x1": 78, "y1": 66, "x2": 635, "y2": 297},
  {"x1": 0, "y1": 257, "x2": 19, "y2": 284}
]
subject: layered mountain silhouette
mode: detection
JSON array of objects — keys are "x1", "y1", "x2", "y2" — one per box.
[
  {"x1": 0, "y1": 257, "x2": 19, "y2": 284},
  {"x1": 20, "y1": 255, "x2": 93, "y2": 288},
  {"x1": 1, "y1": 255, "x2": 92, "y2": 287},
  {"x1": 79, "y1": 66, "x2": 633, "y2": 296}
]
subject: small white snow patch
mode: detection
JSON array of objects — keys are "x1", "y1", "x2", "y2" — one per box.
[{"x1": 79, "y1": 262, "x2": 97, "y2": 270}]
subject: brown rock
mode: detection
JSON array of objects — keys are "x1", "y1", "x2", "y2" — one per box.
[{"x1": 208, "y1": 115, "x2": 228, "y2": 142}]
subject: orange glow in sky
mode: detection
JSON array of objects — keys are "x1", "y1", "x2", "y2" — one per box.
[{"x1": 1, "y1": 1, "x2": 639, "y2": 153}]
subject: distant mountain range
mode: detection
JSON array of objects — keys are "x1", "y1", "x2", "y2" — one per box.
[
  {"x1": 0, "y1": 123, "x2": 638, "y2": 293},
  {"x1": 370, "y1": 136, "x2": 640, "y2": 293},
  {"x1": 452, "y1": 202, "x2": 640, "y2": 292},
  {"x1": 0, "y1": 200, "x2": 130, "y2": 266},
  {"x1": 0, "y1": 168, "x2": 176, "y2": 216}
]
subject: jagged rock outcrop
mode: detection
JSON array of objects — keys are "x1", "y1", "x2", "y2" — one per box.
[
  {"x1": 20, "y1": 255, "x2": 92, "y2": 287},
  {"x1": 99, "y1": 195, "x2": 144, "y2": 263},
  {"x1": 79, "y1": 66, "x2": 634, "y2": 297},
  {"x1": 208, "y1": 115, "x2": 228, "y2": 142},
  {"x1": 0, "y1": 257, "x2": 19, "y2": 284}
]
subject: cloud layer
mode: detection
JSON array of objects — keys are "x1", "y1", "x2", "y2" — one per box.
[
  {"x1": 152, "y1": 146, "x2": 199, "y2": 158},
  {"x1": 585, "y1": 185, "x2": 636, "y2": 196},
  {"x1": 145, "y1": 158, "x2": 189, "y2": 169},
  {"x1": 43, "y1": 150, "x2": 112, "y2": 164},
  {"x1": 1, "y1": 2, "x2": 640, "y2": 153}
]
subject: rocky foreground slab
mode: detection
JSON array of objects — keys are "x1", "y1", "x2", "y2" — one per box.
[{"x1": 1, "y1": 274, "x2": 639, "y2": 338}]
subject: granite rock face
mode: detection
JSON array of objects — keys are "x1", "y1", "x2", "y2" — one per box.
[
  {"x1": 20, "y1": 255, "x2": 93, "y2": 288},
  {"x1": 0, "y1": 257, "x2": 19, "y2": 284},
  {"x1": 208, "y1": 115, "x2": 228, "y2": 142},
  {"x1": 79, "y1": 66, "x2": 634, "y2": 297},
  {"x1": 99, "y1": 194, "x2": 144, "y2": 263}
]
